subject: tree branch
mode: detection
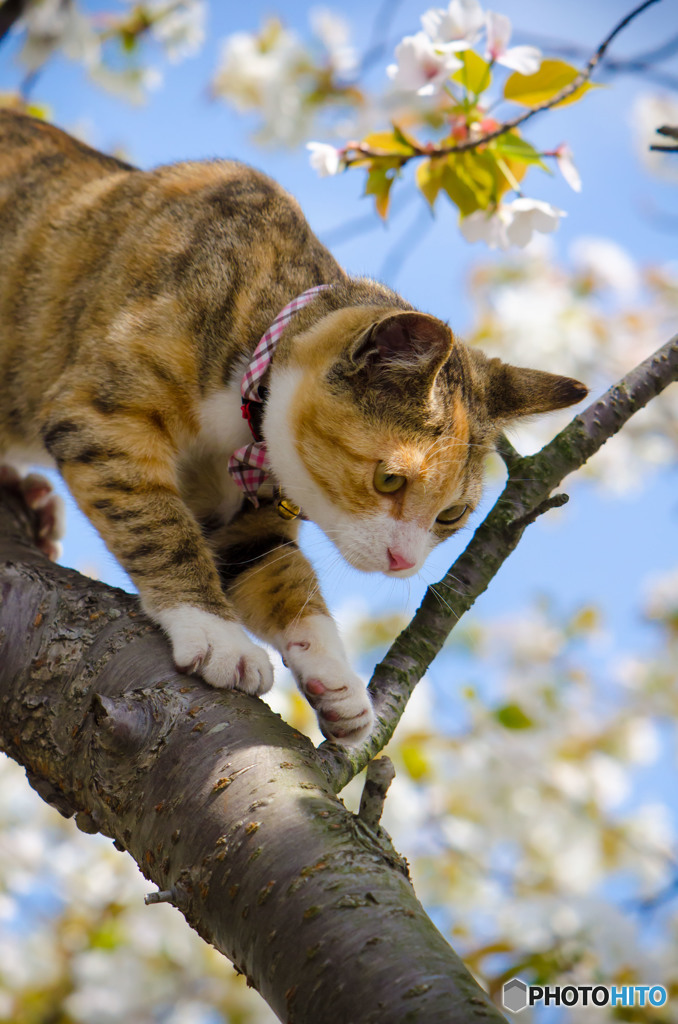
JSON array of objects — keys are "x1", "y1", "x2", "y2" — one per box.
[
  {"x1": 0, "y1": 490, "x2": 506, "y2": 1024},
  {"x1": 342, "y1": 0, "x2": 662, "y2": 167},
  {"x1": 0, "y1": 0, "x2": 27, "y2": 45},
  {"x1": 358, "y1": 756, "x2": 396, "y2": 831},
  {"x1": 318, "y1": 333, "x2": 678, "y2": 790}
]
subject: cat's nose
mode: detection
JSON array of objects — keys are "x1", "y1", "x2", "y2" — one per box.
[{"x1": 387, "y1": 549, "x2": 416, "y2": 572}]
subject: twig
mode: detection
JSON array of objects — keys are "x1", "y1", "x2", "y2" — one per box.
[
  {"x1": 0, "y1": 0, "x2": 26, "y2": 45},
  {"x1": 358, "y1": 757, "x2": 396, "y2": 831},
  {"x1": 513, "y1": 28, "x2": 678, "y2": 91},
  {"x1": 509, "y1": 492, "x2": 569, "y2": 533},
  {"x1": 650, "y1": 124, "x2": 678, "y2": 153},
  {"x1": 144, "y1": 889, "x2": 176, "y2": 905},
  {"x1": 495, "y1": 433, "x2": 521, "y2": 471},
  {"x1": 343, "y1": 0, "x2": 663, "y2": 167},
  {"x1": 318, "y1": 333, "x2": 678, "y2": 790}
]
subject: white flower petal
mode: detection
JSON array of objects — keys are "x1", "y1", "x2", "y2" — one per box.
[
  {"x1": 556, "y1": 144, "x2": 582, "y2": 192},
  {"x1": 485, "y1": 10, "x2": 512, "y2": 60},
  {"x1": 459, "y1": 209, "x2": 490, "y2": 244},
  {"x1": 570, "y1": 237, "x2": 639, "y2": 294},
  {"x1": 387, "y1": 31, "x2": 461, "y2": 96},
  {"x1": 460, "y1": 209, "x2": 510, "y2": 249},
  {"x1": 496, "y1": 44, "x2": 542, "y2": 74},
  {"x1": 306, "y1": 142, "x2": 343, "y2": 176},
  {"x1": 422, "y1": 0, "x2": 485, "y2": 46}
]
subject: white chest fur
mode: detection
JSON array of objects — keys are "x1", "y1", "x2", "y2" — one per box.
[{"x1": 189, "y1": 375, "x2": 252, "y2": 523}]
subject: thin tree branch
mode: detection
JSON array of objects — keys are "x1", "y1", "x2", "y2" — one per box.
[
  {"x1": 650, "y1": 124, "x2": 678, "y2": 152},
  {"x1": 318, "y1": 333, "x2": 678, "y2": 790},
  {"x1": 513, "y1": 28, "x2": 678, "y2": 91},
  {"x1": 342, "y1": 0, "x2": 662, "y2": 168},
  {"x1": 358, "y1": 756, "x2": 396, "y2": 831},
  {"x1": 0, "y1": 0, "x2": 27, "y2": 45}
]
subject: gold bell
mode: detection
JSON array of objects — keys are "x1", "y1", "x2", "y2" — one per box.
[{"x1": 276, "y1": 497, "x2": 301, "y2": 521}]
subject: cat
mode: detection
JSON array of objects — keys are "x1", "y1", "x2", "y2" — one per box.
[{"x1": 0, "y1": 110, "x2": 587, "y2": 744}]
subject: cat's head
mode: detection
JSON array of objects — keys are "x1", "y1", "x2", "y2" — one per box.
[{"x1": 264, "y1": 305, "x2": 587, "y2": 577}]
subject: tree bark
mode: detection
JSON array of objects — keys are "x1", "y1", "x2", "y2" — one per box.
[{"x1": 0, "y1": 489, "x2": 505, "y2": 1024}]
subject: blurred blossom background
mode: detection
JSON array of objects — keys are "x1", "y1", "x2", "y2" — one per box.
[{"x1": 1, "y1": 0, "x2": 677, "y2": 1020}]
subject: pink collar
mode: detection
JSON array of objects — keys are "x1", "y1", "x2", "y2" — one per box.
[{"x1": 228, "y1": 284, "x2": 330, "y2": 506}]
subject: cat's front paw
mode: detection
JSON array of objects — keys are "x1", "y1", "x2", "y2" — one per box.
[
  {"x1": 152, "y1": 605, "x2": 273, "y2": 696},
  {"x1": 0, "y1": 465, "x2": 65, "y2": 560},
  {"x1": 280, "y1": 615, "x2": 374, "y2": 745},
  {"x1": 304, "y1": 671, "x2": 374, "y2": 744}
]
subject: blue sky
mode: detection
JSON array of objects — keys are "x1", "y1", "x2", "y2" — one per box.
[{"x1": 0, "y1": 0, "x2": 676, "y2": 669}]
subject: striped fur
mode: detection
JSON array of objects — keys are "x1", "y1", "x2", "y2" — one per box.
[{"x1": 0, "y1": 111, "x2": 587, "y2": 743}]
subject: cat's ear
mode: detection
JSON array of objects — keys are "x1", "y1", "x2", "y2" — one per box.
[
  {"x1": 477, "y1": 354, "x2": 588, "y2": 423},
  {"x1": 350, "y1": 312, "x2": 453, "y2": 375}
]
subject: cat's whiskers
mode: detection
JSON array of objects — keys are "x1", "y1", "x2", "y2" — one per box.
[
  {"x1": 214, "y1": 541, "x2": 299, "y2": 584},
  {"x1": 426, "y1": 583, "x2": 460, "y2": 620}
]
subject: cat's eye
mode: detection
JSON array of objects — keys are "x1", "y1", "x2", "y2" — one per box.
[
  {"x1": 436, "y1": 503, "x2": 468, "y2": 525},
  {"x1": 373, "y1": 462, "x2": 406, "y2": 494}
]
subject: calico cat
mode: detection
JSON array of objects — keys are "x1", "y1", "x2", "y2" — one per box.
[{"x1": 0, "y1": 111, "x2": 587, "y2": 744}]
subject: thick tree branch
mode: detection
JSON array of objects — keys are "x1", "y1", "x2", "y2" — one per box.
[
  {"x1": 318, "y1": 334, "x2": 678, "y2": 789},
  {"x1": 0, "y1": 491, "x2": 505, "y2": 1024}
]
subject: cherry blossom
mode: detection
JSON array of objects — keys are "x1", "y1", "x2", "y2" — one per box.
[
  {"x1": 387, "y1": 31, "x2": 462, "y2": 97},
  {"x1": 554, "y1": 142, "x2": 582, "y2": 192},
  {"x1": 460, "y1": 197, "x2": 565, "y2": 249},
  {"x1": 310, "y1": 8, "x2": 357, "y2": 74},
  {"x1": 485, "y1": 10, "x2": 541, "y2": 73},
  {"x1": 306, "y1": 141, "x2": 345, "y2": 176},
  {"x1": 421, "y1": 0, "x2": 485, "y2": 52},
  {"x1": 150, "y1": 0, "x2": 206, "y2": 63},
  {"x1": 214, "y1": 27, "x2": 304, "y2": 114}
]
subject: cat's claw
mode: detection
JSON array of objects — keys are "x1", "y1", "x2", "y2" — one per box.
[
  {"x1": 281, "y1": 615, "x2": 375, "y2": 745},
  {"x1": 152, "y1": 605, "x2": 274, "y2": 696},
  {"x1": 0, "y1": 465, "x2": 65, "y2": 560}
]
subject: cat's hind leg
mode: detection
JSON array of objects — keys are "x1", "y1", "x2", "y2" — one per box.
[{"x1": 0, "y1": 464, "x2": 65, "y2": 560}]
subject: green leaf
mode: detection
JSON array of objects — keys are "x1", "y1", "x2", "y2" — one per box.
[
  {"x1": 450, "y1": 151, "x2": 498, "y2": 211},
  {"x1": 121, "y1": 30, "x2": 137, "y2": 53},
  {"x1": 416, "y1": 158, "x2": 444, "y2": 208},
  {"x1": 362, "y1": 130, "x2": 415, "y2": 156},
  {"x1": 365, "y1": 164, "x2": 395, "y2": 219},
  {"x1": 440, "y1": 160, "x2": 482, "y2": 216},
  {"x1": 504, "y1": 59, "x2": 598, "y2": 108},
  {"x1": 452, "y1": 49, "x2": 492, "y2": 97},
  {"x1": 392, "y1": 122, "x2": 421, "y2": 152},
  {"x1": 494, "y1": 703, "x2": 534, "y2": 730},
  {"x1": 420, "y1": 150, "x2": 508, "y2": 216},
  {"x1": 493, "y1": 132, "x2": 550, "y2": 171}
]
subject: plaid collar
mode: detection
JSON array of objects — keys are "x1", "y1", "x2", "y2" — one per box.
[{"x1": 228, "y1": 284, "x2": 330, "y2": 506}]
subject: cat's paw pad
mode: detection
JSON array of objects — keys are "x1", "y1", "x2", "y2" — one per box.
[
  {"x1": 153, "y1": 606, "x2": 274, "y2": 696},
  {"x1": 303, "y1": 671, "x2": 374, "y2": 745},
  {"x1": 0, "y1": 465, "x2": 65, "y2": 560}
]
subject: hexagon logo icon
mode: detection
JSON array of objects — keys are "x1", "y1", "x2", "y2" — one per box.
[{"x1": 503, "y1": 978, "x2": 528, "y2": 1014}]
